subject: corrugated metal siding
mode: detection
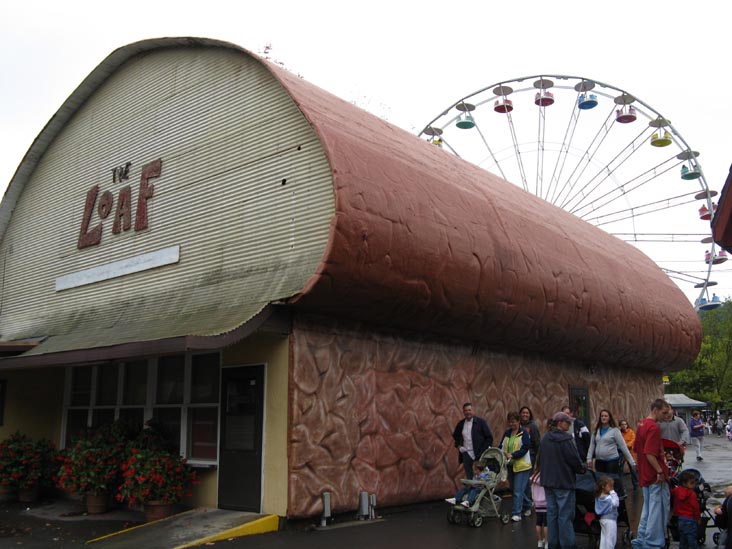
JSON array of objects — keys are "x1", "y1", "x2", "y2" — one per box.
[{"x1": 0, "y1": 48, "x2": 334, "y2": 349}]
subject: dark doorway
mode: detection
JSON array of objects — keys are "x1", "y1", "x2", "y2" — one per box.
[
  {"x1": 569, "y1": 386, "x2": 591, "y2": 426},
  {"x1": 218, "y1": 365, "x2": 264, "y2": 511}
]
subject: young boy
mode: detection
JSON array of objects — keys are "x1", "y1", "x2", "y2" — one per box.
[
  {"x1": 672, "y1": 470, "x2": 701, "y2": 549},
  {"x1": 446, "y1": 462, "x2": 494, "y2": 507}
]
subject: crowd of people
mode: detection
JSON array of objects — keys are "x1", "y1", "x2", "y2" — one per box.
[{"x1": 450, "y1": 399, "x2": 732, "y2": 549}]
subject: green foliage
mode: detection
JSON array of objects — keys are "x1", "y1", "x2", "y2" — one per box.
[
  {"x1": 55, "y1": 421, "x2": 137, "y2": 496},
  {"x1": 667, "y1": 301, "x2": 732, "y2": 406},
  {"x1": 0, "y1": 432, "x2": 57, "y2": 489}
]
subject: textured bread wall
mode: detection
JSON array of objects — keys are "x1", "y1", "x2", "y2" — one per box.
[
  {"x1": 287, "y1": 315, "x2": 661, "y2": 518},
  {"x1": 269, "y1": 63, "x2": 700, "y2": 372}
]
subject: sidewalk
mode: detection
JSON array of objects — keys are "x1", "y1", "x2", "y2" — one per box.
[{"x1": 1, "y1": 435, "x2": 730, "y2": 548}]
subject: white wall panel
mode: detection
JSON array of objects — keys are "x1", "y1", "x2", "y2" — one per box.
[{"x1": 0, "y1": 47, "x2": 334, "y2": 348}]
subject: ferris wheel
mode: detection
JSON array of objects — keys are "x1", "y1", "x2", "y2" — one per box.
[{"x1": 419, "y1": 75, "x2": 722, "y2": 310}]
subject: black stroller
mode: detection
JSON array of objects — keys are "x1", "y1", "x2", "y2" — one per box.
[
  {"x1": 668, "y1": 467, "x2": 718, "y2": 546},
  {"x1": 575, "y1": 470, "x2": 633, "y2": 548}
]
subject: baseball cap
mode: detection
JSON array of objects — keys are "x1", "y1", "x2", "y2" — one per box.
[{"x1": 552, "y1": 412, "x2": 572, "y2": 423}]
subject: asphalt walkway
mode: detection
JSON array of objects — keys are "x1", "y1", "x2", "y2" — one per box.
[{"x1": 1, "y1": 436, "x2": 730, "y2": 548}]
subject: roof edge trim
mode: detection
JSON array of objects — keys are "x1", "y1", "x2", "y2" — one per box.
[{"x1": 0, "y1": 305, "x2": 274, "y2": 370}]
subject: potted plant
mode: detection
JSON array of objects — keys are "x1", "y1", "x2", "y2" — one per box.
[
  {"x1": 116, "y1": 447, "x2": 198, "y2": 521},
  {"x1": 55, "y1": 424, "x2": 131, "y2": 514},
  {"x1": 0, "y1": 432, "x2": 57, "y2": 502}
]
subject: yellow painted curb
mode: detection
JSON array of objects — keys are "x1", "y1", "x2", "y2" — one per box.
[
  {"x1": 85, "y1": 509, "x2": 197, "y2": 544},
  {"x1": 173, "y1": 514, "x2": 280, "y2": 548}
]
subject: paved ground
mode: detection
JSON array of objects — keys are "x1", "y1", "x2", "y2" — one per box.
[
  {"x1": 205, "y1": 436, "x2": 732, "y2": 549},
  {"x1": 1, "y1": 435, "x2": 730, "y2": 548}
]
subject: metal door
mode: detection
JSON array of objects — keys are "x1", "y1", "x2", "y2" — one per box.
[{"x1": 218, "y1": 365, "x2": 264, "y2": 511}]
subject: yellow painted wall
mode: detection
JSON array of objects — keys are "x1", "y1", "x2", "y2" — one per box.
[
  {"x1": 221, "y1": 332, "x2": 290, "y2": 516},
  {"x1": 0, "y1": 367, "x2": 65, "y2": 443},
  {"x1": 187, "y1": 467, "x2": 218, "y2": 508}
]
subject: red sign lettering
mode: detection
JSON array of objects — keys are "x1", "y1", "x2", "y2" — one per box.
[{"x1": 77, "y1": 159, "x2": 163, "y2": 249}]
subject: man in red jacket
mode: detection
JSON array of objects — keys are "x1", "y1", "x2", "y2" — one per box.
[{"x1": 632, "y1": 398, "x2": 671, "y2": 549}]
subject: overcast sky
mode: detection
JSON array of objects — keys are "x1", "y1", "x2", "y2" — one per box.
[{"x1": 1, "y1": 1, "x2": 730, "y2": 303}]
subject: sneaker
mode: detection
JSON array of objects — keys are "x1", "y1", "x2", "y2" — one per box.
[
  {"x1": 523, "y1": 509, "x2": 532, "y2": 517},
  {"x1": 697, "y1": 456, "x2": 703, "y2": 461},
  {"x1": 445, "y1": 497, "x2": 456, "y2": 504},
  {"x1": 511, "y1": 514, "x2": 521, "y2": 522},
  {"x1": 537, "y1": 542, "x2": 544, "y2": 548},
  {"x1": 461, "y1": 500, "x2": 471, "y2": 508}
]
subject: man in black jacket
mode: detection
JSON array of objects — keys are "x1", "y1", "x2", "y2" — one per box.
[
  {"x1": 452, "y1": 402, "x2": 493, "y2": 479},
  {"x1": 540, "y1": 411, "x2": 586, "y2": 549}
]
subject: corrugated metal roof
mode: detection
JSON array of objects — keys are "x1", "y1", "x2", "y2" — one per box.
[
  {"x1": 0, "y1": 37, "x2": 701, "y2": 371},
  {"x1": 0, "y1": 39, "x2": 334, "y2": 361}
]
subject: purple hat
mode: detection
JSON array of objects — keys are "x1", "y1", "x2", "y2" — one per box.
[{"x1": 552, "y1": 412, "x2": 572, "y2": 423}]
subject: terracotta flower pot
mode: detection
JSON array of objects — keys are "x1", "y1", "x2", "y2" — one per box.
[
  {"x1": 86, "y1": 493, "x2": 110, "y2": 514},
  {"x1": 0, "y1": 484, "x2": 17, "y2": 503},
  {"x1": 144, "y1": 500, "x2": 176, "y2": 522},
  {"x1": 18, "y1": 484, "x2": 40, "y2": 503}
]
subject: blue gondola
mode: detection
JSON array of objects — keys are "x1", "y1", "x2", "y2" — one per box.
[{"x1": 577, "y1": 93, "x2": 598, "y2": 110}]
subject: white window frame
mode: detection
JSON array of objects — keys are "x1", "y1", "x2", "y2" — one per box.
[{"x1": 61, "y1": 352, "x2": 220, "y2": 466}]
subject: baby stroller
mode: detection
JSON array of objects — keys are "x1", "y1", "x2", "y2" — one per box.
[
  {"x1": 668, "y1": 467, "x2": 717, "y2": 546},
  {"x1": 574, "y1": 470, "x2": 634, "y2": 548},
  {"x1": 446, "y1": 447, "x2": 510, "y2": 527},
  {"x1": 662, "y1": 439, "x2": 684, "y2": 481}
]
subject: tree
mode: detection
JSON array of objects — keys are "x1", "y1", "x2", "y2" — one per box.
[{"x1": 667, "y1": 301, "x2": 732, "y2": 407}]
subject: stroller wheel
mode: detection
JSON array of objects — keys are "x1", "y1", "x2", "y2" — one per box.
[
  {"x1": 472, "y1": 515, "x2": 483, "y2": 528},
  {"x1": 500, "y1": 512, "x2": 510, "y2": 525}
]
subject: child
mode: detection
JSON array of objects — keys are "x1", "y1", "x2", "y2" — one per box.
[
  {"x1": 445, "y1": 461, "x2": 493, "y2": 507},
  {"x1": 594, "y1": 476, "x2": 619, "y2": 549},
  {"x1": 531, "y1": 460, "x2": 547, "y2": 548},
  {"x1": 671, "y1": 470, "x2": 701, "y2": 549}
]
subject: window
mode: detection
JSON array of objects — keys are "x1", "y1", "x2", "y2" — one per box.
[
  {"x1": 62, "y1": 353, "x2": 220, "y2": 464},
  {"x1": 156, "y1": 355, "x2": 184, "y2": 404},
  {"x1": 123, "y1": 360, "x2": 147, "y2": 405}
]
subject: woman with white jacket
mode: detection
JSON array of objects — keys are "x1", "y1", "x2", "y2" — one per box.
[{"x1": 587, "y1": 409, "x2": 636, "y2": 497}]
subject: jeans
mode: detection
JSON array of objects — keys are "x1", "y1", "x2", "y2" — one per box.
[
  {"x1": 619, "y1": 454, "x2": 639, "y2": 488},
  {"x1": 546, "y1": 487, "x2": 577, "y2": 549},
  {"x1": 632, "y1": 482, "x2": 670, "y2": 549},
  {"x1": 524, "y1": 455, "x2": 536, "y2": 506},
  {"x1": 454, "y1": 485, "x2": 480, "y2": 505},
  {"x1": 509, "y1": 468, "x2": 531, "y2": 515},
  {"x1": 677, "y1": 517, "x2": 698, "y2": 549},
  {"x1": 595, "y1": 458, "x2": 626, "y2": 500},
  {"x1": 691, "y1": 436, "x2": 703, "y2": 459}
]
